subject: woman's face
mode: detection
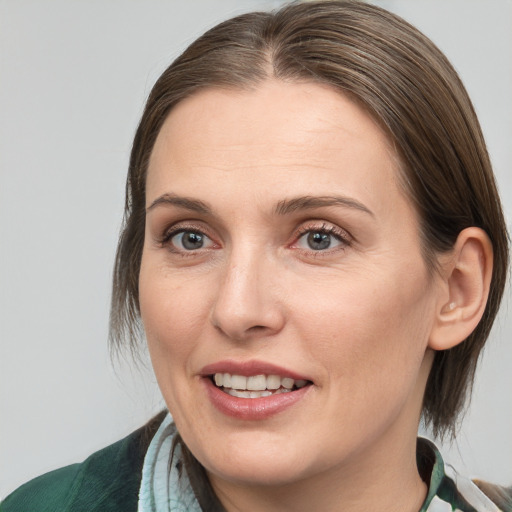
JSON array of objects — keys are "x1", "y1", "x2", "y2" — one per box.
[{"x1": 140, "y1": 81, "x2": 442, "y2": 488}]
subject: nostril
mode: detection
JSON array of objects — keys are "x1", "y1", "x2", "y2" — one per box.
[{"x1": 245, "y1": 325, "x2": 271, "y2": 335}]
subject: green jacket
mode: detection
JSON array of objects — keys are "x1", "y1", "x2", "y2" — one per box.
[
  {"x1": 2, "y1": 412, "x2": 511, "y2": 512},
  {"x1": 1, "y1": 412, "x2": 165, "y2": 512}
]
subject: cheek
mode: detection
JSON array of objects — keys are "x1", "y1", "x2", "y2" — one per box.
[
  {"x1": 139, "y1": 264, "x2": 210, "y2": 367},
  {"x1": 292, "y1": 266, "x2": 434, "y2": 390},
  {"x1": 138, "y1": 262, "x2": 216, "y2": 428}
]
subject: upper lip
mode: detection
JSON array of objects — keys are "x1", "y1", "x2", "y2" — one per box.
[{"x1": 200, "y1": 360, "x2": 311, "y2": 382}]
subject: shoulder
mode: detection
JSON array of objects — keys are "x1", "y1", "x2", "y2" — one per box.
[
  {"x1": 473, "y1": 480, "x2": 512, "y2": 512},
  {"x1": 1, "y1": 411, "x2": 167, "y2": 512},
  {"x1": 418, "y1": 438, "x2": 512, "y2": 512},
  {"x1": 0, "y1": 464, "x2": 81, "y2": 512}
]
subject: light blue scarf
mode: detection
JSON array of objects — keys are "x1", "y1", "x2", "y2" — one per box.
[{"x1": 138, "y1": 413, "x2": 201, "y2": 512}]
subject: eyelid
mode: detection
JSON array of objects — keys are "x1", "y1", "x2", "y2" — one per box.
[
  {"x1": 171, "y1": 230, "x2": 215, "y2": 248},
  {"x1": 291, "y1": 221, "x2": 352, "y2": 253},
  {"x1": 155, "y1": 219, "x2": 352, "y2": 255},
  {"x1": 158, "y1": 221, "x2": 219, "y2": 251}
]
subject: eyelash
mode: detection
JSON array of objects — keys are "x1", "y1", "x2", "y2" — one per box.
[
  {"x1": 158, "y1": 224, "x2": 216, "y2": 256},
  {"x1": 158, "y1": 222, "x2": 351, "y2": 256},
  {"x1": 293, "y1": 223, "x2": 351, "y2": 255}
]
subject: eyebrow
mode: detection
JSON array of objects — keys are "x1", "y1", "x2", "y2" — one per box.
[
  {"x1": 146, "y1": 193, "x2": 212, "y2": 214},
  {"x1": 274, "y1": 196, "x2": 374, "y2": 217},
  {"x1": 146, "y1": 193, "x2": 373, "y2": 217}
]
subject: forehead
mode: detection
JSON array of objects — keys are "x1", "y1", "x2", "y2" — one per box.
[{"x1": 146, "y1": 80, "x2": 406, "y2": 218}]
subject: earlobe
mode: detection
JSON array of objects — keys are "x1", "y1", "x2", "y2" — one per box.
[{"x1": 429, "y1": 227, "x2": 493, "y2": 351}]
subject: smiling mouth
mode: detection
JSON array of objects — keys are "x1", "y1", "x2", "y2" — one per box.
[{"x1": 211, "y1": 373, "x2": 312, "y2": 399}]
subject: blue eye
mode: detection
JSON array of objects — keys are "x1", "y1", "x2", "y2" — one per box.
[
  {"x1": 305, "y1": 231, "x2": 332, "y2": 250},
  {"x1": 296, "y1": 228, "x2": 346, "y2": 251},
  {"x1": 170, "y1": 230, "x2": 213, "y2": 251}
]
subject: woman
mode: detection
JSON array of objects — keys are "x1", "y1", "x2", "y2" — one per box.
[{"x1": 2, "y1": 1, "x2": 511, "y2": 511}]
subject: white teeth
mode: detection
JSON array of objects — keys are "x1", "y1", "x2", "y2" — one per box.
[
  {"x1": 227, "y1": 388, "x2": 290, "y2": 398},
  {"x1": 230, "y1": 375, "x2": 247, "y2": 390},
  {"x1": 212, "y1": 372, "x2": 309, "y2": 396},
  {"x1": 226, "y1": 389, "x2": 246, "y2": 398},
  {"x1": 281, "y1": 377, "x2": 294, "y2": 389},
  {"x1": 247, "y1": 375, "x2": 266, "y2": 391},
  {"x1": 266, "y1": 375, "x2": 281, "y2": 390},
  {"x1": 251, "y1": 390, "x2": 272, "y2": 398}
]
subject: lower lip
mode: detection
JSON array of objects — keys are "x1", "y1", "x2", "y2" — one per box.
[{"x1": 203, "y1": 378, "x2": 311, "y2": 420}]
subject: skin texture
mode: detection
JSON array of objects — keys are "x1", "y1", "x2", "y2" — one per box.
[{"x1": 139, "y1": 81, "x2": 456, "y2": 512}]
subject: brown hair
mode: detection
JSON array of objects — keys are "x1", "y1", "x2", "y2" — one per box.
[{"x1": 110, "y1": 0, "x2": 508, "y2": 439}]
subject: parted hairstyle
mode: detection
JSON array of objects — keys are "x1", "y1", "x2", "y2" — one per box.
[{"x1": 110, "y1": 0, "x2": 509, "y2": 439}]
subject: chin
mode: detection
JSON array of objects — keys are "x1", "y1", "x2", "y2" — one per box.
[
  {"x1": 189, "y1": 430, "x2": 324, "y2": 487},
  {"x1": 206, "y1": 456, "x2": 312, "y2": 488}
]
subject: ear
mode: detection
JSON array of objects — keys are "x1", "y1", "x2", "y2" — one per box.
[{"x1": 429, "y1": 227, "x2": 493, "y2": 351}]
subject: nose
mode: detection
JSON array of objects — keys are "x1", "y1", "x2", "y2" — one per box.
[{"x1": 210, "y1": 249, "x2": 285, "y2": 342}]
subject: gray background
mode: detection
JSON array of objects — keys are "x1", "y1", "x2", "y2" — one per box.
[{"x1": 1, "y1": 0, "x2": 511, "y2": 499}]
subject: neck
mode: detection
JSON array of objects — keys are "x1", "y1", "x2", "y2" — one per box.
[{"x1": 209, "y1": 428, "x2": 428, "y2": 512}]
